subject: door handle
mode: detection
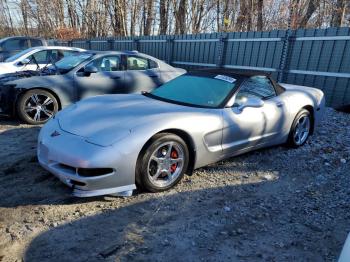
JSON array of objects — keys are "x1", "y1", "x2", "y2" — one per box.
[
  {"x1": 276, "y1": 102, "x2": 284, "y2": 108},
  {"x1": 110, "y1": 75, "x2": 121, "y2": 79},
  {"x1": 149, "y1": 75, "x2": 158, "y2": 78}
]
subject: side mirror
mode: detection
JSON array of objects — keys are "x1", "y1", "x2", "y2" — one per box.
[
  {"x1": 237, "y1": 97, "x2": 264, "y2": 111},
  {"x1": 17, "y1": 58, "x2": 30, "y2": 66},
  {"x1": 84, "y1": 65, "x2": 98, "y2": 75}
]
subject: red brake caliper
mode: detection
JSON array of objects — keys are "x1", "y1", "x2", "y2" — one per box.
[{"x1": 170, "y1": 149, "x2": 178, "y2": 173}]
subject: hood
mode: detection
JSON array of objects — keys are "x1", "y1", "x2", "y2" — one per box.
[
  {"x1": 57, "y1": 94, "x2": 196, "y2": 146},
  {"x1": 5, "y1": 72, "x2": 63, "y2": 86},
  {"x1": 0, "y1": 63, "x2": 15, "y2": 74}
]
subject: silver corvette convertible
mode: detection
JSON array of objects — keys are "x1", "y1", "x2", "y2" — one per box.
[{"x1": 37, "y1": 69, "x2": 325, "y2": 197}]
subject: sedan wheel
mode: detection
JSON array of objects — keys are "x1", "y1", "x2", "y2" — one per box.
[
  {"x1": 288, "y1": 109, "x2": 312, "y2": 147},
  {"x1": 17, "y1": 89, "x2": 58, "y2": 125},
  {"x1": 136, "y1": 133, "x2": 189, "y2": 192}
]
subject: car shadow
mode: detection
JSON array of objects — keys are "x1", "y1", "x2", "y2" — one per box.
[
  {"x1": 0, "y1": 119, "x2": 274, "y2": 208},
  {"x1": 23, "y1": 180, "x2": 345, "y2": 262},
  {"x1": 0, "y1": 115, "x2": 278, "y2": 209},
  {"x1": 0, "y1": 121, "x2": 95, "y2": 207}
]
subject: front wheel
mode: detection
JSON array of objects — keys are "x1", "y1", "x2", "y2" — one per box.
[
  {"x1": 17, "y1": 89, "x2": 59, "y2": 125},
  {"x1": 287, "y1": 109, "x2": 312, "y2": 148},
  {"x1": 136, "y1": 133, "x2": 189, "y2": 192}
]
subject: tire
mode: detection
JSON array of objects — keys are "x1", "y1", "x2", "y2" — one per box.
[
  {"x1": 136, "y1": 133, "x2": 189, "y2": 192},
  {"x1": 287, "y1": 109, "x2": 312, "y2": 148},
  {"x1": 17, "y1": 89, "x2": 59, "y2": 125}
]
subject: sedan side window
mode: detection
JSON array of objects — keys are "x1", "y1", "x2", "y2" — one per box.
[
  {"x1": 29, "y1": 50, "x2": 49, "y2": 64},
  {"x1": 149, "y1": 59, "x2": 158, "y2": 69},
  {"x1": 3, "y1": 39, "x2": 28, "y2": 51},
  {"x1": 50, "y1": 50, "x2": 64, "y2": 63},
  {"x1": 127, "y1": 56, "x2": 149, "y2": 70},
  {"x1": 30, "y1": 39, "x2": 43, "y2": 47},
  {"x1": 234, "y1": 76, "x2": 276, "y2": 106},
  {"x1": 86, "y1": 56, "x2": 121, "y2": 72}
]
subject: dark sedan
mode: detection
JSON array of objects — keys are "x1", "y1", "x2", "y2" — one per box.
[
  {"x1": 0, "y1": 36, "x2": 47, "y2": 62},
  {"x1": 0, "y1": 51, "x2": 186, "y2": 124}
]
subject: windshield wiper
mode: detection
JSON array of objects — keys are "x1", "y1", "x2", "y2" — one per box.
[
  {"x1": 41, "y1": 55, "x2": 60, "y2": 75},
  {"x1": 20, "y1": 56, "x2": 40, "y2": 72}
]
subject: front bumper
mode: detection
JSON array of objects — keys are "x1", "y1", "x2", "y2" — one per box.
[
  {"x1": 0, "y1": 84, "x2": 17, "y2": 116},
  {"x1": 37, "y1": 119, "x2": 136, "y2": 197}
]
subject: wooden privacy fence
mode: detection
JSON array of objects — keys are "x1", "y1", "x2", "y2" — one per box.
[{"x1": 55, "y1": 27, "x2": 350, "y2": 107}]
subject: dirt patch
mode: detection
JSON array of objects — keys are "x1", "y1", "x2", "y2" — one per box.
[{"x1": 0, "y1": 108, "x2": 349, "y2": 261}]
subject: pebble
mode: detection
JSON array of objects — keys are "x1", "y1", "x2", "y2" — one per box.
[
  {"x1": 162, "y1": 239, "x2": 170, "y2": 246},
  {"x1": 223, "y1": 206, "x2": 231, "y2": 212},
  {"x1": 50, "y1": 222, "x2": 58, "y2": 227},
  {"x1": 263, "y1": 174, "x2": 273, "y2": 181}
]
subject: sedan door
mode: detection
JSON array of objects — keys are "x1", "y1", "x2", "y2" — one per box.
[
  {"x1": 221, "y1": 75, "x2": 285, "y2": 156},
  {"x1": 74, "y1": 55, "x2": 125, "y2": 99},
  {"x1": 123, "y1": 55, "x2": 162, "y2": 93}
]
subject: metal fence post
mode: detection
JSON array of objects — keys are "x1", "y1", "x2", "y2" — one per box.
[
  {"x1": 108, "y1": 39, "x2": 114, "y2": 51},
  {"x1": 278, "y1": 30, "x2": 292, "y2": 83},
  {"x1": 134, "y1": 38, "x2": 140, "y2": 51},
  {"x1": 217, "y1": 33, "x2": 228, "y2": 68},
  {"x1": 87, "y1": 40, "x2": 92, "y2": 50},
  {"x1": 167, "y1": 37, "x2": 175, "y2": 64}
]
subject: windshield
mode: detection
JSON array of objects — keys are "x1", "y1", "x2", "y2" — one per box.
[
  {"x1": 5, "y1": 48, "x2": 35, "y2": 62},
  {"x1": 149, "y1": 75, "x2": 238, "y2": 108},
  {"x1": 55, "y1": 53, "x2": 93, "y2": 72}
]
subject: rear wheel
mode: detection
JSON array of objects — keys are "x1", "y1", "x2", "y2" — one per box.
[
  {"x1": 17, "y1": 89, "x2": 59, "y2": 125},
  {"x1": 287, "y1": 109, "x2": 311, "y2": 148},
  {"x1": 136, "y1": 133, "x2": 189, "y2": 192}
]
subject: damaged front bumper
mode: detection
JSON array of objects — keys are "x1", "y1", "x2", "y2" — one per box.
[
  {"x1": 0, "y1": 84, "x2": 18, "y2": 117},
  {"x1": 37, "y1": 118, "x2": 137, "y2": 197}
]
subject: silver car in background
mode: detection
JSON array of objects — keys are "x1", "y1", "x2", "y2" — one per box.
[
  {"x1": 0, "y1": 46, "x2": 85, "y2": 75},
  {"x1": 38, "y1": 69, "x2": 325, "y2": 197},
  {"x1": 0, "y1": 50, "x2": 185, "y2": 124}
]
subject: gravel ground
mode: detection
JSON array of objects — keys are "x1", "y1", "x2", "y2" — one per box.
[{"x1": 0, "y1": 108, "x2": 349, "y2": 262}]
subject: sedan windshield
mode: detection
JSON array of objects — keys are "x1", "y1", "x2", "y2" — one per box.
[
  {"x1": 148, "y1": 75, "x2": 238, "y2": 108},
  {"x1": 55, "y1": 53, "x2": 93, "y2": 72}
]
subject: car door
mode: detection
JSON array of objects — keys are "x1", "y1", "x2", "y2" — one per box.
[
  {"x1": 221, "y1": 75, "x2": 285, "y2": 155},
  {"x1": 74, "y1": 55, "x2": 125, "y2": 99},
  {"x1": 123, "y1": 55, "x2": 162, "y2": 93}
]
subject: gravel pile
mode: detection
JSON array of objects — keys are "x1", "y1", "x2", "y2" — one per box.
[{"x1": 0, "y1": 108, "x2": 349, "y2": 261}]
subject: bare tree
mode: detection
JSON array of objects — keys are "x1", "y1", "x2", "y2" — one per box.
[
  {"x1": 173, "y1": 0, "x2": 187, "y2": 34},
  {"x1": 0, "y1": 0, "x2": 348, "y2": 39},
  {"x1": 159, "y1": 0, "x2": 170, "y2": 34},
  {"x1": 257, "y1": 0, "x2": 263, "y2": 31},
  {"x1": 236, "y1": 0, "x2": 248, "y2": 31},
  {"x1": 331, "y1": 0, "x2": 346, "y2": 27},
  {"x1": 144, "y1": 0, "x2": 155, "y2": 35},
  {"x1": 299, "y1": 0, "x2": 320, "y2": 28}
]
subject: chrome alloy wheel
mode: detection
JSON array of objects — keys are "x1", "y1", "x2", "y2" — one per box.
[
  {"x1": 24, "y1": 94, "x2": 54, "y2": 122},
  {"x1": 147, "y1": 141, "x2": 185, "y2": 188},
  {"x1": 293, "y1": 115, "x2": 310, "y2": 145}
]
